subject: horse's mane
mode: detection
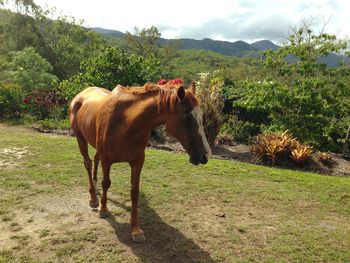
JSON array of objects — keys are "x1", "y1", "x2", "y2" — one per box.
[{"x1": 116, "y1": 82, "x2": 198, "y2": 113}]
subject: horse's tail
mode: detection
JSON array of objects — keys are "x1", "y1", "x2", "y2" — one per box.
[{"x1": 69, "y1": 98, "x2": 83, "y2": 135}]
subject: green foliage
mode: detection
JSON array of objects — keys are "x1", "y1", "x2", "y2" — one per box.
[
  {"x1": 234, "y1": 24, "x2": 350, "y2": 152},
  {"x1": 35, "y1": 118, "x2": 70, "y2": 130},
  {"x1": 126, "y1": 26, "x2": 161, "y2": 58},
  {"x1": 5, "y1": 47, "x2": 57, "y2": 93},
  {"x1": 0, "y1": 82, "x2": 24, "y2": 119},
  {"x1": 35, "y1": 12, "x2": 106, "y2": 79},
  {"x1": 0, "y1": 6, "x2": 106, "y2": 80},
  {"x1": 125, "y1": 26, "x2": 180, "y2": 79},
  {"x1": 221, "y1": 115, "x2": 260, "y2": 144},
  {"x1": 238, "y1": 79, "x2": 349, "y2": 151},
  {"x1": 58, "y1": 47, "x2": 162, "y2": 102}
]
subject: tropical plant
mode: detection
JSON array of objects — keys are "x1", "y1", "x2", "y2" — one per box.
[
  {"x1": 196, "y1": 70, "x2": 225, "y2": 145},
  {"x1": 250, "y1": 130, "x2": 312, "y2": 165}
]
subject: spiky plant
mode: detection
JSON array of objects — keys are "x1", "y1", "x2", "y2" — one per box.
[
  {"x1": 250, "y1": 130, "x2": 294, "y2": 165},
  {"x1": 290, "y1": 142, "x2": 313, "y2": 163}
]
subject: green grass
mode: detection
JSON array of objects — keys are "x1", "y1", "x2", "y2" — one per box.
[{"x1": 0, "y1": 125, "x2": 349, "y2": 262}]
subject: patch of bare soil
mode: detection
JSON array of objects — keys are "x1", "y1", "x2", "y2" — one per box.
[
  {"x1": 1, "y1": 189, "x2": 220, "y2": 262},
  {"x1": 0, "y1": 146, "x2": 30, "y2": 168}
]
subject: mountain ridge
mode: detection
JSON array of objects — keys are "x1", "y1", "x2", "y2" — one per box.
[{"x1": 91, "y1": 27, "x2": 350, "y2": 67}]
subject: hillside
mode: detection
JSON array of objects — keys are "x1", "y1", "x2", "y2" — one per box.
[
  {"x1": 91, "y1": 27, "x2": 350, "y2": 67},
  {"x1": 251, "y1": 40, "x2": 279, "y2": 51}
]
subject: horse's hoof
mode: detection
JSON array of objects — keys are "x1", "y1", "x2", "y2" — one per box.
[
  {"x1": 89, "y1": 199, "x2": 99, "y2": 208},
  {"x1": 132, "y1": 233, "x2": 146, "y2": 243},
  {"x1": 98, "y1": 209, "x2": 110, "y2": 218}
]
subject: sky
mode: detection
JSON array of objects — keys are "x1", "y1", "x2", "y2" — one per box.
[{"x1": 33, "y1": 0, "x2": 350, "y2": 44}]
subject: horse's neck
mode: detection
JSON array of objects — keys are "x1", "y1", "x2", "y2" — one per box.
[
  {"x1": 127, "y1": 92, "x2": 168, "y2": 132},
  {"x1": 145, "y1": 93, "x2": 169, "y2": 129}
]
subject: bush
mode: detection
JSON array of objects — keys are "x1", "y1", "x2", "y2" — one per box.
[
  {"x1": 236, "y1": 79, "x2": 349, "y2": 152},
  {"x1": 22, "y1": 89, "x2": 67, "y2": 120},
  {"x1": 196, "y1": 71, "x2": 224, "y2": 145},
  {"x1": 6, "y1": 47, "x2": 58, "y2": 93},
  {"x1": 228, "y1": 26, "x2": 350, "y2": 153},
  {"x1": 58, "y1": 47, "x2": 162, "y2": 103},
  {"x1": 0, "y1": 83, "x2": 24, "y2": 119},
  {"x1": 221, "y1": 115, "x2": 260, "y2": 144},
  {"x1": 250, "y1": 130, "x2": 312, "y2": 165}
]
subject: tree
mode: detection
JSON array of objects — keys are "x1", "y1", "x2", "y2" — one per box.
[
  {"x1": 34, "y1": 12, "x2": 106, "y2": 79},
  {"x1": 236, "y1": 23, "x2": 350, "y2": 151},
  {"x1": 6, "y1": 47, "x2": 58, "y2": 93},
  {"x1": 0, "y1": 3, "x2": 106, "y2": 80},
  {"x1": 126, "y1": 26, "x2": 161, "y2": 58},
  {"x1": 58, "y1": 47, "x2": 162, "y2": 102}
]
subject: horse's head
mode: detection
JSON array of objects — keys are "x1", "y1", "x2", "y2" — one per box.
[{"x1": 165, "y1": 83, "x2": 211, "y2": 165}]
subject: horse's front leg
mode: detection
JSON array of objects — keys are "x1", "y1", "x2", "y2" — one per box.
[
  {"x1": 99, "y1": 158, "x2": 111, "y2": 218},
  {"x1": 129, "y1": 153, "x2": 145, "y2": 243}
]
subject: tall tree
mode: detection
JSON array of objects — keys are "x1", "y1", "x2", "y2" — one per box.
[
  {"x1": 0, "y1": 1, "x2": 106, "y2": 79},
  {"x1": 5, "y1": 47, "x2": 57, "y2": 93},
  {"x1": 125, "y1": 26, "x2": 161, "y2": 58}
]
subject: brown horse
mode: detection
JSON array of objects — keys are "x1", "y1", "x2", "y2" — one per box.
[{"x1": 69, "y1": 82, "x2": 211, "y2": 242}]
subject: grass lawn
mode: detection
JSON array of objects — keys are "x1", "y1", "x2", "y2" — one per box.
[{"x1": 0, "y1": 125, "x2": 349, "y2": 262}]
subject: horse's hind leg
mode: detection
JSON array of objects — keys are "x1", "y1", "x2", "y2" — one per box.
[{"x1": 76, "y1": 132, "x2": 99, "y2": 208}]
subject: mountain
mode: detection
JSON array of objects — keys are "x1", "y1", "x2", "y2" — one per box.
[
  {"x1": 165, "y1": 38, "x2": 256, "y2": 57},
  {"x1": 251, "y1": 40, "x2": 279, "y2": 51},
  {"x1": 91, "y1": 27, "x2": 349, "y2": 67},
  {"x1": 91, "y1": 27, "x2": 257, "y2": 57},
  {"x1": 91, "y1": 27, "x2": 125, "y2": 37}
]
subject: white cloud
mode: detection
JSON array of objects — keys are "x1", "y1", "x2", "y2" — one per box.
[{"x1": 33, "y1": 0, "x2": 350, "y2": 43}]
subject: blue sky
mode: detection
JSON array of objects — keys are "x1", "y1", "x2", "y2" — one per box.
[{"x1": 34, "y1": 0, "x2": 349, "y2": 44}]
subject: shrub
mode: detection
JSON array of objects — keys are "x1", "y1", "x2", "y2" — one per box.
[
  {"x1": 250, "y1": 130, "x2": 312, "y2": 165},
  {"x1": 290, "y1": 141, "x2": 313, "y2": 163},
  {"x1": 221, "y1": 115, "x2": 260, "y2": 144},
  {"x1": 6, "y1": 47, "x2": 58, "y2": 93},
  {"x1": 0, "y1": 83, "x2": 24, "y2": 119},
  {"x1": 22, "y1": 89, "x2": 67, "y2": 120},
  {"x1": 237, "y1": 79, "x2": 349, "y2": 152},
  {"x1": 196, "y1": 71, "x2": 224, "y2": 145},
  {"x1": 58, "y1": 47, "x2": 162, "y2": 103}
]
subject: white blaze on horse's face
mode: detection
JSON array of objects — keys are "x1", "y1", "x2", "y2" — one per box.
[{"x1": 190, "y1": 106, "x2": 211, "y2": 163}]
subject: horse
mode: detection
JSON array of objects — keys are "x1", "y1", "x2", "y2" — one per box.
[{"x1": 69, "y1": 82, "x2": 211, "y2": 242}]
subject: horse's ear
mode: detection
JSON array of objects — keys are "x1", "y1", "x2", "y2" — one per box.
[
  {"x1": 189, "y1": 82, "x2": 196, "y2": 94},
  {"x1": 177, "y1": 86, "x2": 186, "y2": 101}
]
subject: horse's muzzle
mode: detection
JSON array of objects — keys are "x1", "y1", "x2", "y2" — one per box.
[{"x1": 189, "y1": 154, "x2": 208, "y2": 165}]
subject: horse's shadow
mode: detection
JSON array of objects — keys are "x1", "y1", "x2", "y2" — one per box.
[{"x1": 102, "y1": 193, "x2": 215, "y2": 263}]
